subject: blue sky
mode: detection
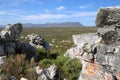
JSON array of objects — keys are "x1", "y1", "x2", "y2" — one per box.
[{"x1": 0, "y1": 0, "x2": 120, "y2": 26}]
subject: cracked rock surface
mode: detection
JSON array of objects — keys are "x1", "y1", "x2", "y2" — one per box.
[{"x1": 65, "y1": 6, "x2": 120, "y2": 80}]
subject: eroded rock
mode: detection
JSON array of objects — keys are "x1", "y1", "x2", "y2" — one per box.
[
  {"x1": 20, "y1": 42, "x2": 38, "y2": 60},
  {"x1": 0, "y1": 23, "x2": 22, "y2": 42},
  {"x1": 35, "y1": 64, "x2": 57, "y2": 80},
  {"x1": 27, "y1": 33, "x2": 50, "y2": 50},
  {"x1": 66, "y1": 6, "x2": 120, "y2": 80}
]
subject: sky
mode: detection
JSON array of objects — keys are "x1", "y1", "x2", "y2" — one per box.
[{"x1": 0, "y1": 0, "x2": 120, "y2": 26}]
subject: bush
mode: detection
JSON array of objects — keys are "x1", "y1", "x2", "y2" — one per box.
[
  {"x1": 55, "y1": 55, "x2": 68, "y2": 67},
  {"x1": 0, "y1": 54, "x2": 37, "y2": 80},
  {"x1": 62, "y1": 58, "x2": 82, "y2": 80},
  {"x1": 39, "y1": 59, "x2": 55, "y2": 68}
]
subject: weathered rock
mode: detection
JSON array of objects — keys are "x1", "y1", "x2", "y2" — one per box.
[
  {"x1": 4, "y1": 42, "x2": 16, "y2": 55},
  {"x1": 66, "y1": 6, "x2": 120, "y2": 80},
  {"x1": 65, "y1": 46, "x2": 83, "y2": 59},
  {"x1": 0, "y1": 44, "x2": 5, "y2": 56},
  {"x1": 95, "y1": 44, "x2": 120, "y2": 75},
  {"x1": 35, "y1": 64, "x2": 57, "y2": 80},
  {"x1": 65, "y1": 33, "x2": 101, "y2": 59},
  {"x1": 0, "y1": 23, "x2": 22, "y2": 42},
  {"x1": 0, "y1": 23, "x2": 54, "y2": 79},
  {"x1": 96, "y1": 7, "x2": 120, "y2": 45},
  {"x1": 27, "y1": 33, "x2": 50, "y2": 50},
  {"x1": 0, "y1": 56, "x2": 6, "y2": 65},
  {"x1": 79, "y1": 61, "x2": 114, "y2": 80},
  {"x1": 20, "y1": 42, "x2": 38, "y2": 60},
  {"x1": 96, "y1": 6, "x2": 120, "y2": 28},
  {"x1": 96, "y1": 8, "x2": 109, "y2": 27},
  {"x1": 73, "y1": 33, "x2": 101, "y2": 47}
]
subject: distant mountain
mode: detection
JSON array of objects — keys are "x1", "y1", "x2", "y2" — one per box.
[
  {"x1": 23, "y1": 22, "x2": 83, "y2": 27},
  {"x1": 0, "y1": 25, "x2": 3, "y2": 27}
]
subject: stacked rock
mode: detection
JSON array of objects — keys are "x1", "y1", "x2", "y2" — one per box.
[
  {"x1": 27, "y1": 33, "x2": 50, "y2": 50},
  {"x1": 0, "y1": 23, "x2": 50, "y2": 64},
  {"x1": 0, "y1": 23, "x2": 38, "y2": 62},
  {"x1": 65, "y1": 6, "x2": 120, "y2": 80}
]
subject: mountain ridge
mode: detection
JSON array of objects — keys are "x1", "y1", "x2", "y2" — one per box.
[{"x1": 0, "y1": 22, "x2": 83, "y2": 27}]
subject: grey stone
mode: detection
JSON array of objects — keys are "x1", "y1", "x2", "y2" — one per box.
[
  {"x1": 0, "y1": 44, "x2": 5, "y2": 56},
  {"x1": 35, "y1": 64, "x2": 57, "y2": 80},
  {"x1": 64, "y1": 46, "x2": 83, "y2": 59},
  {"x1": 0, "y1": 23, "x2": 22, "y2": 42},
  {"x1": 102, "y1": 31, "x2": 119, "y2": 45},
  {"x1": 95, "y1": 44, "x2": 120, "y2": 74},
  {"x1": 4, "y1": 42, "x2": 16, "y2": 55},
  {"x1": 0, "y1": 56, "x2": 6, "y2": 65},
  {"x1": 95, "y1": 8, "x2": 109, "y2": 27},
  {"x1": 96, "y1": 7, "x2": 120, "y2": 45},
  {"x1": 20, "y1": 42, "x2": 37, "y2": 60},
  {"x1": 27, "y1": 33, "x2": 50, "y2": 50},
  {"x1": 96, "y1": 6, "x2": 120, "y2": 27},
  {"x1": 66, "y1": 6, "x2": 120, "y2": 80},
  {"x1": 72, "y1": 33, "x2": 101, "y2": 48}
]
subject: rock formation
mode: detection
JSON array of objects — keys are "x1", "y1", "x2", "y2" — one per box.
[
  {"x1": 0, "y1": 23, "x2": 38, "y2": 62},
  {"x1": 0, "y1": 23, "x2": 50, "y2": 63},
  {"x1": 65, "y1": 6, "x2": 120, "y2": 80},
  {"x1": 35, "y1": 64, "x2": 57, "y2": 80},
  {"x1": 0, "y1": 23, "x2": 55, "y2": 80},
  {"x1": 27, "y1": 33, "x2": 50, "y2": 50}
]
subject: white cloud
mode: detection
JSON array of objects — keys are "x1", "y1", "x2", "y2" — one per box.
[
  {"x1": 56, "y1": 6, "x2": 66, "y2": 10},
  {"x1": 0, "y1": 0, "x2": 42, "y2": 7},
  {"x1": 21, "y1": 14, "x2": 67, "y2": 20},
  {"x1": 0, "y1": 11, "x2": 7, "y2": 15},
  {"x1": 79, "y1": 4, "x2": 93, "y2": 9},
  {"x1": 0, "y1": 10, "x2": 22, "y2": 15},
  {"x1": 71, "y1": 12, "x2": 96, "y2": 17},
  {"x1": 20, "y1": 11, "x2": 96, "y2": 21}
]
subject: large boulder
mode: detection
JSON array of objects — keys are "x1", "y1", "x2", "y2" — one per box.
[
  {"x1": 65, "y1": 33, "x2": 101, "y2": 59},
  {"x1": 4, "y1": 42, "x2": 16, "y2": 55},
  {"x1": 0, "y1": 23, "x2": 39, "y2": 60},
  {"x1": 0, "y1": 23, "x2": 22, "y2": 42},
  {"x1": 27, "y1": 33, "x2": 50, "y2": 50},
  {"x1": 96, "y1": 7, "x2": 120, "y2": 45},
  {"x1": 35, "y1": 64, "x2": 57, "y2": 80},
  {"x1": 66, "y1": 6, "x2": 120, "y2": 80},
  {"x1": 20, "y1": 42, "x2": 38, "y2": 60},
  {"x1": 96, "y1": 6, "x2": 120, "y2": 28},
  {"x1": 0, "y1": 44, "x2": 5, "y2": 56}
]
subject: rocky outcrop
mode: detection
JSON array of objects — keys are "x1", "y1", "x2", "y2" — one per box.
[
  {"x1": 65, "y1": 6, "x2": 120, "y2": 80},
  {"x1": 0, "y1": 23, "x2": 38, "y2": 62},
  {"x1": 0, "y1": 23, "x2": 53, "y2": 80},
  {"x1": 27, "y1": 33, "x2": 50, "y2": 50},
  {"x1": 0, "y1": 23, "x2": 50, "y2": 63},
  {"x1": 0, "y1": 23, "x2": 22, "y2": 42},
  {"x1": 35, "y1": 64, "x2": 57, "y2": 80},
  {"x1": 65, "y1": 33, "x2": 101, "y2": 59}
]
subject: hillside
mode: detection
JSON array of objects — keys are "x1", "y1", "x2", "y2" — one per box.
[{"x1": 22, "y1": 22, "x2": 83, "y2": 27}]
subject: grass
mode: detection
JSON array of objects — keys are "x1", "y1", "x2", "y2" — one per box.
[
  {"x1": 0, "y1": 26, "x2": 97, "y2": 80},
  {"x1": 21, "y1": 27, "x2": 97, "y2": 54}
]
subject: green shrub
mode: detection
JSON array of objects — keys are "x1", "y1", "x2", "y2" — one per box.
[
  {"x1": 55, "y1": 55, "x2": 68, "y2": 67},
  {"x1": 39, "y1": 59, "x2": 55, "y2": 68},
  {"x1": 62, "y1": 58, "x2": 82, "y2": 80}
]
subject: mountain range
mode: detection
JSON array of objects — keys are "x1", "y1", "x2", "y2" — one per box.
[{"x1": 0, "y1": 22, "x2": 83, "y2": 27}]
